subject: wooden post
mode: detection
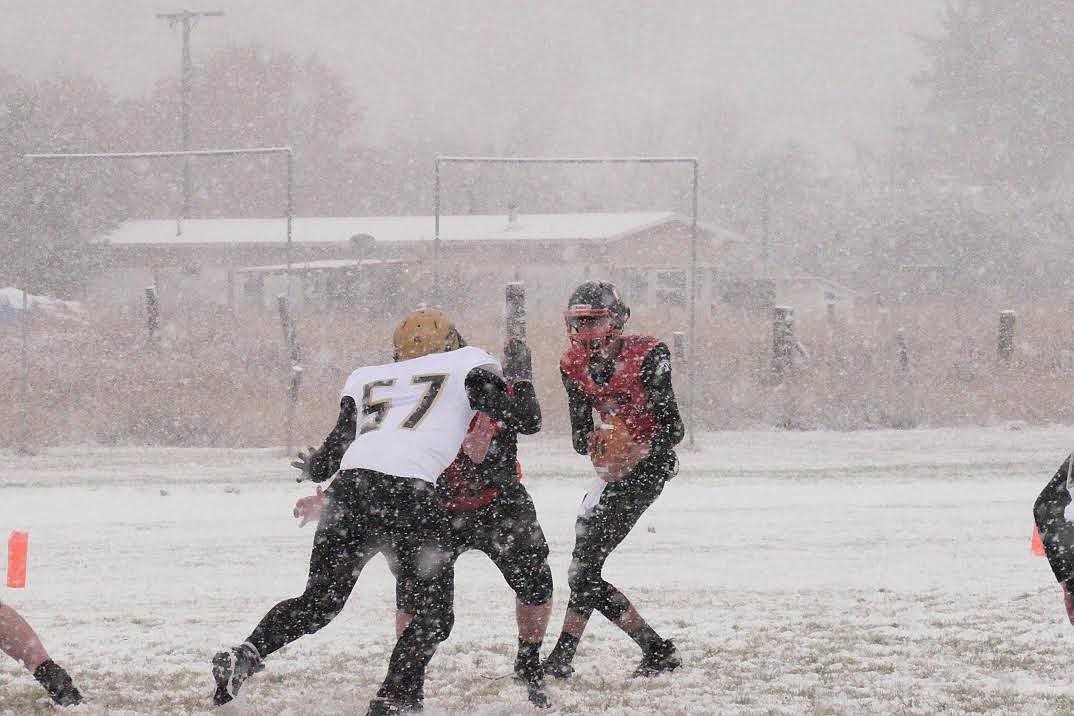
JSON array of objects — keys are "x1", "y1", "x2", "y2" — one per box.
[
  {"x1": 772, "y1": 305, "x2": 794, "y2": 381},
  {"x1": 505, "y1": 282, "x2": 526, "y2": 341},
  {"x1": 277, "y1": 294, "x2": 302, "y2": 454},
  {"x1": 672, "y1": 331, "x2": 687, "y2": 365},
  {"x1": 895, "y1": 328, "x2": 910, "y2": 373},
  {"x1": 672, "y1": 330, "x2": 693, "y2": 448},
  {"x1": 18, "y1": 286, "x2": 31, "y2": 454},
  {"x1": 998, "y1": 310, "x2": 1016, "y2": 366},
  {"x1": 226, "y1": 270, "x2": 235, "y2": 316},
  {"x1": 144, "y1": 286, "x2": 160, "y2": 342}
]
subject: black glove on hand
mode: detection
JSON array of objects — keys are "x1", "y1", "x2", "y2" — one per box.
[
  {"x1": 503, "y1": 338, "x2": 533, "y2": 382},
  {"x1": 291, "y1": 445, "x2": 318, "y2": 482}
]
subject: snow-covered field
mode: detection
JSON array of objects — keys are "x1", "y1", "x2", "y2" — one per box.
[{"x1": 2, "y1": 425, "x2": 1073, "y2": 715}]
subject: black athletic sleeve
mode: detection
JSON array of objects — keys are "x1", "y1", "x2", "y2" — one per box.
[
  {"x1": 465, "y1": 367, "x2": 542, "y2": 434},
  {"x1": 561, "y1": 369, "x2": 595, "y2": 455},
  {"x1": 640, "y1": 343, "x2": 685, "y2": 454},
  {"x1": 307, "y1": 396, "x2": 357, "y2": 482}
]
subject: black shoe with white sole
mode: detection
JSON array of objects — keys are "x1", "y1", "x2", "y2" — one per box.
[
  {"x1": 365, "y1": 696, "x2": 424, "y2": 715},
  {"x1": 212, "y1": 643, "x2": 262, "y2": 706},
  {"x1": 632, "y1": 639, "x2": 682, "y2": 677}
]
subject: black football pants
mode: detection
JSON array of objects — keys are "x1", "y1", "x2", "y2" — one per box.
[
  {"x1": 566, "y1": 451, "x2": 676, "y2": 620},
  {"x1": 394, "y1": 480, "x2": 553, "y2": 613},
  {"x1": 246, "y1": 469, "x2": 454, "y2": 703}
]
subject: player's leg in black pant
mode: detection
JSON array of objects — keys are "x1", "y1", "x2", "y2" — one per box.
[
  {"x1": 544, "y1": 455, "x2": 679, "y2": 677},
  {"x1": 477, "y1": 485, "x2": 553, "y2": 707},
  {"x1": 247, "y1": 474, "x2": 379, "y2": 655},
  {"x1": 214, "y1": 474, "x2": 378, "y2": 705},
  {"x1": 1034, "y1": 459, "x2": 1074, "y2": 630},
  {"x1": 371, "y1": 477, "x2": 456, "y2": 713}
]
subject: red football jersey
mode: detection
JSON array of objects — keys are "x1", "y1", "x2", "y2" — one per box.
[
  {"x1": 560, "y1": 335, "x2": 660, "y2": 444},
  {"x1": 438, "y1": 412, "x2": 523, "y2": 512}
]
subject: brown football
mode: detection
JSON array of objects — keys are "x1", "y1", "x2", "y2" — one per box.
[{"x1": 589, "y1": 415, "x2": 635, "y2": 470}]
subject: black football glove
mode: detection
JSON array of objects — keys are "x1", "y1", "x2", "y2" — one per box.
[
  {"x1": 291, "y1": 445, "x2": 318, "y2": 483},
  {"x1": 503, "y1": 337, "x2": 533, "y2": 382}
]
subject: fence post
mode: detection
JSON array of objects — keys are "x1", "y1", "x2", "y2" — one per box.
[
  {"x1": 226, "y1": 270, "x2": 236, "y2": 316},
  {"x1": 277, "y1": 294, "x2": 302, "y2": 454},
  {"x1": 895, "y1": 327, "x2": 910, "y2": 373},
  {"x1": 773, "y1": 305, "x2": 794, "y2": 381},
  {"x1": 505, "y1": 282, "x2": 526, "y2": 341},
  {"x1": 18, "y1": 286, "x2": 31, "y2": 454},
  {"x1": 672, "y1": 331, "x2": 687, "y2": 365},
  {"x1": 998, "y1": 310, "x2": 1016, "y2": 366},
  {"x1": 144, "y1": 286, "x2": 160, "y2": 342},
  {"x1": 672, "y1": 331, "x2": 693, "y2": 448}
]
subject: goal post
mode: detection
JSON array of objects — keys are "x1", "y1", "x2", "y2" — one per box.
[{"x1": 433, "y1": 154, "x2": 700, "y2": 448}]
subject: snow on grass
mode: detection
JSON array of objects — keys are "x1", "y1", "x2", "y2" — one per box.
[{"x1": 2, "y1": 425, "x2": 1073, "y2": 714}]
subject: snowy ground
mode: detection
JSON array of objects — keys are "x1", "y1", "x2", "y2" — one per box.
[{"x1": 2, "y1": 425, "x2": 1074, "y2": 715}]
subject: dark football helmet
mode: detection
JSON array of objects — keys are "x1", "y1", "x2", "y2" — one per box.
[{"x1": 564, "y1": 280, "x2": 630, "y2": 351}]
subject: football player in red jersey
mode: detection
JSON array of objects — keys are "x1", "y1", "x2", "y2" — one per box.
[
  {"x1": 0, "y1": 600, "x2": 82, "y2": 705},
  {"x1": 543, "y1": 280, "x2": 685, "y2": 679},
  {"x1": 392, "y1": 338, "x2": 552, "y2": 708}
]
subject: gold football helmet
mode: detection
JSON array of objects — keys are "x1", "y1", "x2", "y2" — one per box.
[{"x1": 392, "y1": 307, "x2": 462, "y2": 360}]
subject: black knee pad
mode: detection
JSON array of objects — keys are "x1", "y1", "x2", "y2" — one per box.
[
  {"x1": 419, "y1": 609, "x2": 454, "y2": 643},
  {"x1": 516, "y1": 563, "x2": 553, "y2": 606},
  {"x1": 598, "y1": 587, "x2": 630, "y2": 621},
  {"x1": 567, "y1": 560, "x2": 604, "y2": 611}
]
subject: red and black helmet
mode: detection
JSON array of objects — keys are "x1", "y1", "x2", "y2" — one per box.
[{"x1": 564, "y1": 280, "x2": 630, "y2": 348}]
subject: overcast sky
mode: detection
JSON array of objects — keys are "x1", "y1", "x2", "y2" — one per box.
[{"x1": 0, "y1": 1, "x2": 941, "y2": 162}]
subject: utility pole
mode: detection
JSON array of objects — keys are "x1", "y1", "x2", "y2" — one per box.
[{"x1": 157, "y1": 9, "x2": 224, "y2": 225}]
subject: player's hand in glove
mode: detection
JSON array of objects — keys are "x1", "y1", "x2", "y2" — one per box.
[
  {"x1": 503, "y1": 337, "x2": 533, "y2": 382},
  {"x1": 588, "y1": 416, "x2": 650, "y2": 483},
  {"x1": 291, "y1": 445, "x2": 318, "y2": 482},
  {"x1": 293, "y1": 486, "x2": 325, "y2": 527}
]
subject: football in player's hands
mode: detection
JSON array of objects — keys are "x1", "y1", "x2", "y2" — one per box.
[{"x1": 588, "y1": 416, "x2": 649, "y2": 482}]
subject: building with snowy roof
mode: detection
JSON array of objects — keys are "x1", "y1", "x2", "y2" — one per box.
[{"x1": 91, "y1": 211, "x2": 749, "y2": 314}]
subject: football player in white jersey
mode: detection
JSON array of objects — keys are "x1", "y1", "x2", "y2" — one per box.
[{"x1": 212, "y1": 308, "x2": 532, "y2": 715}]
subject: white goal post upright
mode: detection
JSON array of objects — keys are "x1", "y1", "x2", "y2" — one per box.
[
  {"x1": 21, "y1": 146, "x2": 296, "y2": 450},
  {"x1": 434, "y1": 155, "x2": 700, "y2": 449}
]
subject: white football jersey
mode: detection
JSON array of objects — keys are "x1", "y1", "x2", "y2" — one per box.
[{"x1": 338, "y1": 346, "x2": 501, "y2": 483}]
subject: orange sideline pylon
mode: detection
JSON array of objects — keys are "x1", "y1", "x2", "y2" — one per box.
[
  {"x1": 1032, "y1": 525, "x2": 1046, "y2": 557},
  {"x1": 7, "y1": 530, "x2": 27, "y2": 588}
]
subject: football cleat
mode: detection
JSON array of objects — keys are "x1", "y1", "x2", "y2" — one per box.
[
  {"x1": 365, "y1": 696, "x2": 424, "y2": 715},
  {"x1": 212, "y1": 644, "x2": 261, "y2": 706},
  {"x1": 513, "y1": 664, "x2": 551, "y2": 709},
  {"x1": 524, "y1": 677, "x2": 551, "y2": 709},
  {"x1": 540, "y1": 657, "x2": 574, "y2": 680},
  {"x1": 632, "y1": 639, "x2": 681, "y2": 677},
  {"x1": 33, "y1": 660, "x2": 82, "y2": 707}
]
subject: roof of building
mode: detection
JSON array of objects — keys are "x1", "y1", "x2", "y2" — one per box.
[
  {"x1": 234, "y1": 258, "x2": 411, "y2": 274},
  {"x1": 99, "y1": 212, "x2": 711, "y2": 246},
  {"x1": 774, "y1": 275, "x2": 863, "y2": 297}
]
